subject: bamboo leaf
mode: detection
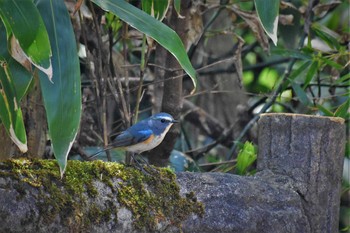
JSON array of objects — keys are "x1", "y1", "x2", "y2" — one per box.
[
  {"x1": 312, "y1": 23, "x2": 340, "y2": 50},
  {"x1": 319, "y1": 56, "x2": 343, "y2": 70},
  {"x1": 273, "y1": 48, "x2": 313, "y2": 60},
  {"x1": 303, "y1": 61, "x2": 318, "y2": 89},
  {"x1": 335, "y1": 73, "x2": 350, "y2": 85},
  {"x1": 0, "y1": 19, "x2": 33, "y2": 101},
  {"x1": 35, "y1": 0, "x2": 81, "y2": 177},
  {"x1": 254, "y1": 0, "x2": 279, "y2": 45},
  {"x1": 0, "y1": 60, "x2": 27, "y2": 152},
  {"x1": 291, "y1": 80, "x2": 311, "y2": 106},
  {"x1": 316, "y1": 104, "x2": 333, "y2": 117},
  {"x1": 334, "y1": 99, "x2": 350, "y2": 118},
  {"x1": 91, "y1": 0, "x2": 197, "y2": 93},
  {"x1": 142, "y1": 0, "x2": 170, "y2": 21},
  {"x1": 236, "y1": 142, "x2": 257, "y2": 175},
  {"x1": 174, "y1": 0, "x2": 181, "y2": 16},
  {"x1": 281, "y1": 61, "x2": 311, "y2": 91},
  {"x1": 0, "y1": 0, "x2": 52, "y2": 80}
]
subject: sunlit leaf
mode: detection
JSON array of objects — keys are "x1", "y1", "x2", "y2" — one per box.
[
  {"x1": 236, "y1": 141, "x2": 257, "y2": 175},
  {"x1": 0, "y1": 0, "x2": 52, "y2": 80},
  {"x1": 35, "y1": 0, "x2": 81, "y2": 177},
  {"x1": 91, "y1": 0, "x2": 197, "y2": 93},
  {"x1": 259, "y1": 67, "x2": 279, "y2": 91},
  {"x1": 254, "y1": 0, "x2": 279, "y2": 45}
]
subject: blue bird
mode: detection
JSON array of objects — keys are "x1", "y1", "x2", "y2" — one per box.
[{"x1": 90, "y1": 112, "x2": 178, "y2": 159}]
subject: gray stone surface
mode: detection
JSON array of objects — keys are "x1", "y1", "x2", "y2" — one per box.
[
  {"x1": 177, "y1": 171, "x2": 310, "y2": 233},
  {"x1": 0, "y1": 169, "x2": 311, "y2": 233},
  {"x1": 0, "y1": 114, "x2": 344, "y2": 232}
]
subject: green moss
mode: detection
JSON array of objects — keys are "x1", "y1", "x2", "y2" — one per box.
[{"x1": 0, "y1": 159, "x2": 204, "y2": 231}]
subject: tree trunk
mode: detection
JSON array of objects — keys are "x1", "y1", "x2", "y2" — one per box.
[{"x1": 148, "y1": 0, "x2": 192, "y2": 166}]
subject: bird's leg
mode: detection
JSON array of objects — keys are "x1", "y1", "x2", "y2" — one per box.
[
  {"x1": 128, "y1": 153, "x2": 150, "y2": 175},
  {"x1": 138, "y1": 154, "x2": 159, "y2": 174},
  {"x1": 130, "y1": 153, "x2": 158, "y2": 175}
]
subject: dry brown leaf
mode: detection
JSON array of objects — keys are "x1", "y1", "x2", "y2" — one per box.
[
  {"x1": 280, "y1": 1, "x2": 298, "y2": 10},
  {"x1": 73, "y1": 0, "x2": 84, "y2": 15},
  {"x1": 313, "y1": 1, "x2": 342, "y2": 17},
  {"x1": 279, "y1": 14, "x2": 294, "y2": 26},
  {"x1": 230, "y1": 6, "x2": 270, "y2": 53},
  {"x1": 10, "y1": 35, "x2": 52, "y2": 82},
  {"x1": 10, "y1": 36, "x2": 32, "y2": 72},
  {"x1": 187, "y1": 5, "x2": 203, "y2": 51}
]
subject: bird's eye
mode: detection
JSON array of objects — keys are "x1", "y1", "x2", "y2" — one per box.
[{"x1": 161, "y1": 119, "x2": 166, "y2": 123}]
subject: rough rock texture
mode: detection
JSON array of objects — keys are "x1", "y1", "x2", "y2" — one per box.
[
  {"x1": 0, "y1": 169, "x2": 309, "y2": 233},
  {"x1": 0, "y1": 114, "x2": 345, "y2": 233},
  {"x1": 178, "y1": 171, "x2": 310, "y2": 233}
]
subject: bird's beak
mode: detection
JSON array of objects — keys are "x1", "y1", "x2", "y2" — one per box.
[{"x1": 172, "y1": 119, "x2": 179, "y2": 123}]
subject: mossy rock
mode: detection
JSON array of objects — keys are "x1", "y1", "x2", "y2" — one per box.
[{"x1": 0, "y1": 159, "x2": 204, "y2": 232}]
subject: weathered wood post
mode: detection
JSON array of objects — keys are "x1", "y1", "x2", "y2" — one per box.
[{"x1": 257, "y1": 113, "x2": 346, "y2": 233}]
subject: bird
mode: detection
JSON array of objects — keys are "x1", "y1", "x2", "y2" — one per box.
[{"x1": 89, "y1": 112, "x2": 178, "y2": 159}]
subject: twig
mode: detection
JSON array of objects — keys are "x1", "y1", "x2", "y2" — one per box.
[
  {"x1": 89, "y1": 2, "x2": 111, "y2": 161},
  {"x1": 188, "y1": 1, "x2": 228, "y2": 59},
  {"x1": 199, "y1": 159, "x2": 237, "y2": 167},
  {"x1": 108, "y1": 20, "x2": 126, "y2": 127},
  {"x1": 225, "y1": 0, "x2": 319, "y2": 160}
]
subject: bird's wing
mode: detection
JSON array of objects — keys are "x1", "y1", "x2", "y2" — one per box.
[{"x1": 110, "y1": 128, "x2": 152, "y2": 148}]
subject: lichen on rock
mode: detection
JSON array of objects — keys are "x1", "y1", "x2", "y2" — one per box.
[{"x1": 0, "y1": 159, "x2": 204, "y2": 232}]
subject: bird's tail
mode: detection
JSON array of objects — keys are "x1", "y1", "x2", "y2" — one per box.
[{"x1": 88, "y1": 145, "x2": 115, "y2": 160}]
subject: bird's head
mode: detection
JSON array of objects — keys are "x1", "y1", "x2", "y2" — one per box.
[{"x1": 149, "y1": 112, "x2": 178, "y2": 136}]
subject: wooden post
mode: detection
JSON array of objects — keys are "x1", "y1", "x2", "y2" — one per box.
[{"x1": 257, "y1": 113, "x2": 346, "y2": 233}]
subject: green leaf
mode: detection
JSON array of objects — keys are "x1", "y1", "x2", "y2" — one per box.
[
  {"x1": 0, "y1": 60, "x2": 27, "y2": 152},
  {"x1": 273, "y1": 48, "x2": 313, "y2": 60},
  {"x1": 91, "y1": 0, "x2": 197, "y2": 93},
  {"x1": 0, "y1": 19, "x2": 33, "y2": 100},
  {"x1": 254, "y1": 0, "x2": 279, "y2": 45},
  {"x1": 0, "y1": 0, "x2": 52, "y2": 80},
  {"x1": 316, "y1": 104, "x2": 333, "y2": 117},
  {"x1": 335, "y1": 73, "x2": 350, "y2": 85},
  {"x1": 303, "y1": 61, "x2": 318, "y2": 89},
  {"x1": 312, "y1": 23, "x2": 340, "y2": 50},
  {"x1": 319, "y1": 56, "x2": 343, "y2": 70},
  {"x1": 7, "y1": 59, "x2": 33, "y2": 100},
  {"x1": 290, "y1": 80, "x2": 311, "y2": 106},
  {"x1": 236, "y1": 142, "x2": 257, "y2": 175},
  {"x1": 174, "y1": 0, "x2": 181, "y2": 16},
  {"x1": 334, "y1": 99, "x2": 350, "y2": 118},
  {"x1": 142, "y1": 0, "x2": 170, "y2": 21},
  {"x1": 258, "y1": 67, "x2": 278, "y2": 90},
  {"x1": 35, "y1": 0, "x2": 81, "y2": 177},
  {"x1": 0, "y1": 21, "x2": 33, "y2": 101},
  {"x1": 281, "y1": 61, "x2": 311, "y2": 91}
]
